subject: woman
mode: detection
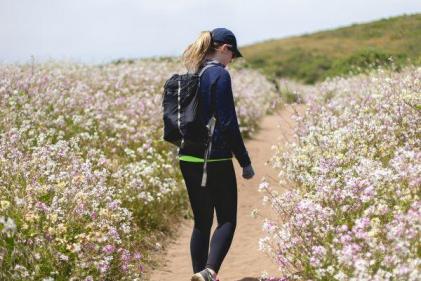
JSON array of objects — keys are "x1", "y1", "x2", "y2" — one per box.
[{"x1": 179, "y1": 27, "x2": 255, "y2": 281}]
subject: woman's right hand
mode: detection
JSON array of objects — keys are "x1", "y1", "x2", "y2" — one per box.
[{"x1": 242, "y1": 164, "x2": 255, "y2": 179}]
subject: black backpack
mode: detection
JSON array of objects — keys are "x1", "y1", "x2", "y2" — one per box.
[
  {"x1": 162, "y1": 61, "x2": 219, "y2": 187},
  {"x1": 161, "y1": 61, "x2": 218, "y2": 151}
]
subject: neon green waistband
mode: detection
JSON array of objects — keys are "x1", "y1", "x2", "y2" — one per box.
[{"x1": 179, "y1": 155, "x2": 232, "y2": 162}]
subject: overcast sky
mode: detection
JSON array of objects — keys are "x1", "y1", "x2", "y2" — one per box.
[{"x1": 1, "y1": 0, "x2": 420, "y2": 65}]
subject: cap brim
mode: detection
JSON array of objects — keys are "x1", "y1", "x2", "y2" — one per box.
[{"x1": 234, "y1": 48, "x2": 243, "y2": 58}]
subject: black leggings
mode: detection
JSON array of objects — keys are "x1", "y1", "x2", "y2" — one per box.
[{"x1": 179, "y1": 159, "x2": 237, "y2": 274}]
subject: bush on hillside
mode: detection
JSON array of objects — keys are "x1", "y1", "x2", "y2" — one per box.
[{"x1": 324, "y1": 48, "x2": 408, "y2": 79}]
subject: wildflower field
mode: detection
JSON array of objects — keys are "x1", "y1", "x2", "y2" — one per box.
[
  {"x1": 258, "y1": 66, "x2": 420, "y2": 281},
  {"x1": 0, "y1": 58, "x2": 279, "y2": 280}
]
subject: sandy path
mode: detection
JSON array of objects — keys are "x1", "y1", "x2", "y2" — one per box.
[{"x1": 148, "y1": 104, "x2": 306, "y2": 281}]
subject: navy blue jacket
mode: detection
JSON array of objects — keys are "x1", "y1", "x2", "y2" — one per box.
[{"x1": 178, "y1": 59, "x2": 251, "y2": 168}]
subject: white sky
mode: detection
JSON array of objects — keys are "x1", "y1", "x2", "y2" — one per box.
[{"x1": 1, "y1": 0, "x2": 420, "y2": 65}]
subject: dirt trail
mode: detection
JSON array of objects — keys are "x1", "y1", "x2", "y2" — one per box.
[{"x1": 148, "y1": 104, "x2": 306, "y2": 281}]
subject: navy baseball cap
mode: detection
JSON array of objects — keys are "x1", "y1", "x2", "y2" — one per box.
[{"x1": 211, "y1": 28, "x2": 243, "y2": 58}]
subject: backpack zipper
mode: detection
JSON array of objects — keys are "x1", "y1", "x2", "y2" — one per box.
[{"x1": 177, "y1": 80, "x2": 184, "y2": 148}]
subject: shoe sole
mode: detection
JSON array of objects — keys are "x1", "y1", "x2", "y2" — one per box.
[{"x1": 191, "y1": 274, "x2": 206, "y2": 281}]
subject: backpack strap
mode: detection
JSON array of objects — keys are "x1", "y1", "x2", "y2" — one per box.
[
  {"x1": 196, "y1": 60, "x2": 220, "y2": 120},
  {"x1": 198, "y1": 60, "x2": 220, "y2": 77},
  {"x1": 197, "y1": 60, "x2": 221, "y2": 187}
]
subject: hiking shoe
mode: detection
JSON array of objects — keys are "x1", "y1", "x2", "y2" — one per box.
[{"x1": 191, "y1": 268, "x2": 218, "y2": 281}]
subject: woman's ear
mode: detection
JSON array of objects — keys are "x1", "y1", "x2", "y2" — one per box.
[
  {"x1": 216, "y1": 44, "x2": 227, "y2": 51},
  {"x1": 222, "y1": 44, "x2": 230, "y2": 52}
]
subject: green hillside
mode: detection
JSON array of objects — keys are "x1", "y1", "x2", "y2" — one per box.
[{"x1": 240, "y1": 13, "x2": 421, "y2": 84}]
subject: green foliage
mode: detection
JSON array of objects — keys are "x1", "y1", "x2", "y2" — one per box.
[
  {"x1": 279, "y1": 88, "x2": 301, "y2": 104},
  {"x1": 324, "y1": 48, "x2": 408, "y2": 79},
  {"x1": 241, "y1": 13, "x2": 421, "y2": 84}
]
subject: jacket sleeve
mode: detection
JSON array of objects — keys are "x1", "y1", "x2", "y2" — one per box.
[{"x1": 213, "y1": 70, "x2": 251, "y2": 168}]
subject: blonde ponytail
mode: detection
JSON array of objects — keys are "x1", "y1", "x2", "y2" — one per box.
[{"x1": 182, "y1": 31, "x2": 221, "y2": 74}]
